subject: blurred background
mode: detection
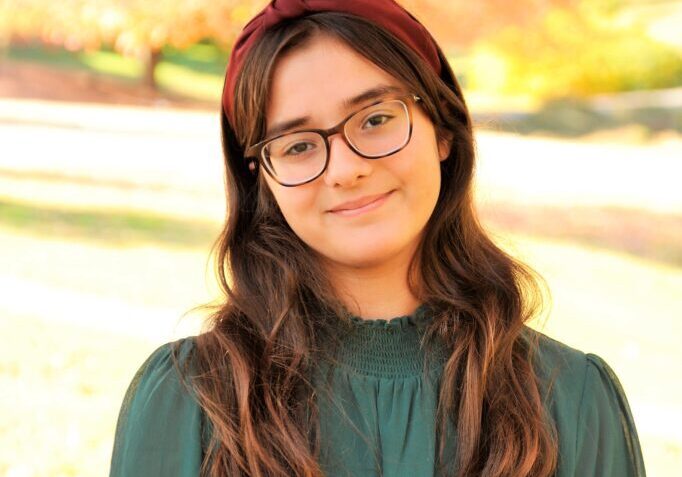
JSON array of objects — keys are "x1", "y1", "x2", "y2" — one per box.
[{"x1": 0, "y1": 0, "x2": 680, "y2": 475}]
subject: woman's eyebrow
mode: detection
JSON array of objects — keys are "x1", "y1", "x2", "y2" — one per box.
[
  {"x1": 343, "y1": 84, "x2": 403, "y2": 109},
  {"x1": 265, "y1": 84, "x2": 403, "y2": 138}
]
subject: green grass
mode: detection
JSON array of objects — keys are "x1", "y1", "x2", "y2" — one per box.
[
  {"x1": 7, "y1": 41, "x2": 228, "y2": 102},
  {"x1": 0, "y1": 199, "x2": 221, "y2": 249},
  {"x1": 161, "y1": 42, "x2": 230, "y2": 76},
  {"x1": 155, "y1": 61, "x2": 225, "y2": 101},
  {"x1": 7, "y1": 42, "x2": 90, "y2": 70},
  {"x1": 155, "y1": 42, "x2": 229, "y2": 100},
  {"x1": 79, "y1": 49, "x2": 143, "y2": 79}
]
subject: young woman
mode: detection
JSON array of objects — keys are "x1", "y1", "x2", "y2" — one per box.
[{"x1": 109, "y1": 1, "x2": 646, "y2": 476}]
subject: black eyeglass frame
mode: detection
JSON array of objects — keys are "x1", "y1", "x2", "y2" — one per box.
[{"x1": 244, "y1": 93, "x2": 422, "y2": 187}]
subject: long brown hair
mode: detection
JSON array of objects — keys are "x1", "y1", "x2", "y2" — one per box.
[{"x1": 174, "y1": 11, "x2": 559, "y2": 477}]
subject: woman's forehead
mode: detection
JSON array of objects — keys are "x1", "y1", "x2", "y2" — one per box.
[{"x1": 265, "y1": 35, "x2": 404, "y2": 129}]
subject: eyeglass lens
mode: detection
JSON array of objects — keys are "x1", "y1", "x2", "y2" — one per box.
[{"x1": 262, "y1": 99, "x2": 410, "y2": 185}]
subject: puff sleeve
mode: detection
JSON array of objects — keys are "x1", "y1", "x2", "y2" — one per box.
[
  {"x1": 574, "y1": 353, "x2": 646, "y2": 477},
  {"x1": 109, "y1": 337, "x2": 204, "y2": 477}
]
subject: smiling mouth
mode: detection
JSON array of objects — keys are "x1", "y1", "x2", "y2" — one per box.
[{"x1": 328, "y1": 190, "x2": 395, "y2": 217}]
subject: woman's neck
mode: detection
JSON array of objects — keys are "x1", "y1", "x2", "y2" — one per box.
[{"x1": 323, "y1": 240, "x2": 423, "y2": 321}]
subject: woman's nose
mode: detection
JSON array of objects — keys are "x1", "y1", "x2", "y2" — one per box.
[{"x1": 322, "y1": 133, "x2": 373, "y2": 188}]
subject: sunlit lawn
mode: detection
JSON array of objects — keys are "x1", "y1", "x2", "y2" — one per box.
[
  {"x1": 0, "y1": 311, "x2": 152, "y2": 477},
  {"x1": 0, "y1": 102, "x2": 680, "y2": 475}
]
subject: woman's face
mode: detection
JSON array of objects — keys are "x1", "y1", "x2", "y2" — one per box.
[{"x1": 262, "y1": 33, "x2": 450, "y2": 271}]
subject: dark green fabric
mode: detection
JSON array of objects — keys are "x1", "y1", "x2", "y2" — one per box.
[{"x1": 109, "y1": 304, "x2": 646, "y2": 476}]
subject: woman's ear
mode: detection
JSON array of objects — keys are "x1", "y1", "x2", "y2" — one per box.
[{"x1": 438, "y1": 130, "x2": 454, "y2": 162}]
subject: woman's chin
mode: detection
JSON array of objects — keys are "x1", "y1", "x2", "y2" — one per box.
[{"x1": 323, "y1": 241, "x2": 410, "y2": 269}]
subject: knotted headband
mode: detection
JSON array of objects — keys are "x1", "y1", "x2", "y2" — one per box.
[{"x1": 221, "y1": 0, "x2": 442, "y2": 130}]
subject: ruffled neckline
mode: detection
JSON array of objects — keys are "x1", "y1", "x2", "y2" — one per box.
[
  {"x1": 319, "y1": 302, "x2": 448, "y2": 378},
  {"x1": 346, "y1": 303, "x2": 432, "y2": 331}
]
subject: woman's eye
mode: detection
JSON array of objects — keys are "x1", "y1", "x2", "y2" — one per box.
[
  {"x1": 362, "y1": 114, "x2": 393, "y2": 129},
  {"x1": 284, "y1": 142, "x2": 315, "y2": 156}
]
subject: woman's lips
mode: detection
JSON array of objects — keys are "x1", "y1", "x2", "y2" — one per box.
[{"x1": 328, "y1": 190, "x2": 395, "y2": 217}]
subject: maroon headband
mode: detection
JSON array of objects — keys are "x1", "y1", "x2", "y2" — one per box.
[{"x1": 221, "y1": 0, "x2": 442, "y2": 130}]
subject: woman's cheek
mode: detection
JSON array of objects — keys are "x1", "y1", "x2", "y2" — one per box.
[{"x1": 277, "y1": 194, "x2": 323, "y2": 244}]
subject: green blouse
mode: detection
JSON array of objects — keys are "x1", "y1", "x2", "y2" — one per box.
[{"x1": 109, "y1": 304, "x2": 646, "y2": 476}]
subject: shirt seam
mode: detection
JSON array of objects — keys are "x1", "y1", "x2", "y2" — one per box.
[{"x1": 574, "y1": 352, "x2": 590, "y2": 461}]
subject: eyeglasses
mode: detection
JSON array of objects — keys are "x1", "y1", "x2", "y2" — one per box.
[{"x1": 245, "y1": 94, "x2": 422, "y2": 187}]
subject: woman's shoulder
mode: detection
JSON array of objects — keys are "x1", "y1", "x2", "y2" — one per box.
[
  {"x1": 121, "y1": 334, "x2": 202, "y2": 417},
  {"x1": 109, "y1": 335, "x2": 205, "y2": 477},
  {"x1": 524, "y1": 327, "x2": 590, "y2": 389},
  {"x1": 522, "y1": 327, "x2": 635, "y2": 408},
  {"x1": 133, "y1": 335, "x2": 198, "y2": 385},
  {"x1": 522, "y1": 326, "x2": 646, "y2": 476},
  {"x1": 522, "y1": 325, "x2": 630, "y2": 416},
  {"x1": 120, "y1": 336, "x2": 200, "y2": 408}
]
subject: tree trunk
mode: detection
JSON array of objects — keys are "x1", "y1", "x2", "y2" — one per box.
[{"x1": 143, "y1": 48, "x2": 162, "y2": 90}]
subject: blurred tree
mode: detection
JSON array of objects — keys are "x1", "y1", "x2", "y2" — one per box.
[
  {"x1": 0, "y1": 0, "x2": 271, "y2": 88},
  {"x1": 467, "y1": 0, "x2": 682, "y2": 98},
  {"x1": 0, "y1": 0, "x2": 581, "y2": 88},
  {"x1": 401, "y1": 0, "x2": 580, "y2": 50}
]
